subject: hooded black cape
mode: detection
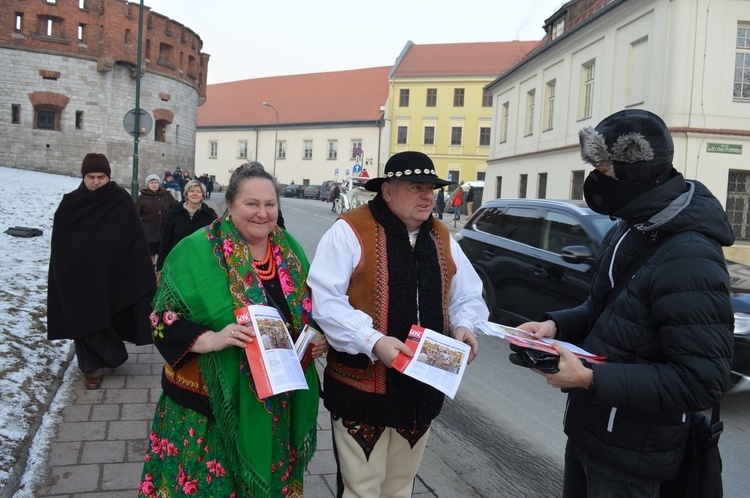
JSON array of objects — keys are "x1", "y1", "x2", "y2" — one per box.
[{"x1": 47, "y1": 181, "x2": 155, "y2": 343}]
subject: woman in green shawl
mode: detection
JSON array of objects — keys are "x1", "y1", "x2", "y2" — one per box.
[{"x1": 139, "y1": 166, "x2": 326, "y2": 497}]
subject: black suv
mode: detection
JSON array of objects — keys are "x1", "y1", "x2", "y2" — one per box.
[
  {"x1": 457, "y1": 199, "x2": 616, "y2": 325},
  {"x1": 457, "y1": 198, "x2": 750, "y2": 392}
]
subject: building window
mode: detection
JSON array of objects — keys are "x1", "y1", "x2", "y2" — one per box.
[
  {"x1": 479, "y1": 127, "x2": 491, "y2": 146},
  {"x1": 15, "y1": 13, "x2": 22, "y2": 32},
  {"x1": 79, "y1": 0, "x2": 87, "y2": 9},
  {"x1": 78, "y1": 24, "x2": 85, "y2": 43},
  {"x1": 175, "y1": 124, "x2": 179, "y2": 144},
  {"x1": 424, "y1": 126, "x2": 435, "y2": 145},
  {"x1": 238, "y1": 140, "x2": 248, "y2": 159},
  {"x1": 304, "y1": 140, "x2": 313, "y2": 159},
  {"x1": 544, "y1": 80, "x2": 555, "y2": 131},
  {"x1": 125, "y1": 29, "x2": 131, "y2": 44},
  {"x1": 451, "y1": 127, "x2": 463, "y2": 146},
  {"x1": 158, "y1": 43, "x2": 174, "y2": 66},
  {"x1": 734, "y1": 23, "x2": 750, "y2": 100},
  {"x1": 397, "y1": 126, "x2": 408, "y2": 145},
  {"x1": 482, "y1": 89, "x2": 493, "y2": 107},
  {"x1": 12, "y1": 104, "x2": 21, "y2": 124},
  {"x1": 552, "y1": 18, "x2": 565, "y2": 40},
  {"x1": 580, "y1": 61, "x2": 596, "y2": 119},
  {"x1": 426, "y1": 88, "x2": 437, "y2": 107},
  {"x1": 571, "y1": 170, "x2": 585, "y2": 200},
  {"x1": 38, "y1": 16, "x2": 61, "y2": 38},
  {"x1": 525, "y1": 89, "x2": 535, "y2": 136},
  {"x1": 727, "y1": 170, "x2": 750, "y2": 239},
  {"x1": 35, "y1": 108, "x2": 56, "y2": 130},
  {"x1": 327, "y1": 140, "x2": 338, "y2": 160},
  {"x1": 519, "y1": 174, "x2": 528, "y2": 198},
  {"x1": 628, "y1": 37, "x2": 648, "y2": 105},
  {"x1": 449, "y1": 170, "x2": 461, "y2": 185},
  {"x1": 351, "y1": 140, "x2": 362, "y2": 160},
  {"x1": 453, "y1": 88, "x2": 465, "y2": 107},
  {"x1": 277, "y1": 140, "x2": 286, "y2": 160},
  {"x1": 538, "y1": 173, "x2": 548, "y2": 199},
  {"x1": 399, "y1": 89, "x2": 410, "y2": 107},
  {"x1": 155, "y1": 120, "x2": 167, "y2": 142},
  {"x1": 75, "y1": 111, "x2": 83, "y2": 130},
  {"x1": 46, "y1": 0, "x2": 57, "y2": 4},
  {"x1": 500, "y1": 102, "x2": 509, "y2": 143},
  {"x1": 209, "y1": 141, "x2": 218, "y2": 158},
  {"x1": 495, "y1": 176, "x2": 503, "y2": 198}
]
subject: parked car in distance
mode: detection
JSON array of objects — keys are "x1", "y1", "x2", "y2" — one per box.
[
  {"x1": 321, "y1": 180, "x2": 341, "y2": 202},
  {"x1": 283, "y1": 184, "x2": 304, "y2": 198},
  {"x1": 456, "y1": 198, "x2": 750, "y2": 393},
  {"x1": 303, "y1": 185, "x2": 322, "y2": 200}
]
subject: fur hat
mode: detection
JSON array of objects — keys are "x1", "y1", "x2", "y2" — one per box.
[
  {"x1": 81, "y1": 153, "x2": 111, "y2": 178},
  {"x1": 145, "y1": 174, "x2": 161, "y2": 186},
  {"x1": 364, "y1": 151, "x2": 451, "y2": 192},
  {"x1": 579, "y1": 109, "x2": 674, "y2": 184}
]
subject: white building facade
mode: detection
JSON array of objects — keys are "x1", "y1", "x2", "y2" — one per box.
[
  {"x1": 195, "y1": 124, "x2": 386, "y2": 188},
  {"x1": 486, "y1": 0, "x2": 750, "y2": 259}
]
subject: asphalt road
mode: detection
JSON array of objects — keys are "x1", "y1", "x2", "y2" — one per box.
[{"x1": 279, "y1": 195, "x2": 750, "y2": 497}]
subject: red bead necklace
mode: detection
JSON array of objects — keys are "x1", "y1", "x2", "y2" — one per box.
[{"x1": 252, "y1": 239, "x2": 277, "y2": 281}]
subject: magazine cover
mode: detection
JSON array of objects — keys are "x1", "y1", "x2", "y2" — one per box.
[
  {"x1": 479, "y1": 321, "x2": 606, "y2": 363},
  {"x1": 234, "y1": 305, "x2": 309, "y2": 398},
  {"x1": 392, "y1": 325, "x2": 471, "y2": 399}
]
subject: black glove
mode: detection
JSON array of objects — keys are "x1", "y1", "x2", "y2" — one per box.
[{"x1": 508, "y1": 343, "x2": 560, "y2": 374}]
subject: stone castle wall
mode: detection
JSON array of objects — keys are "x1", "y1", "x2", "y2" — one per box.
[{"x1": 0, "y1": 0, "x2": 209, "y2": 185}]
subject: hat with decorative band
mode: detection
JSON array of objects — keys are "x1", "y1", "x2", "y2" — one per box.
[{"x1": 364, "y1": 151, "x2": 451, "y2": 192}]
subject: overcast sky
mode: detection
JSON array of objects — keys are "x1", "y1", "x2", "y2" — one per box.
[{"x1": 144, "y1": 0, "x2": 564, "y2": 84}]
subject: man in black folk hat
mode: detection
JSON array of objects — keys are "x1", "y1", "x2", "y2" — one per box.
[
  {"x1": 308, "y1": 151, "x2": 488, "y2": 498},
  {"x1": 519, "y1": 110, "x2": 734, "y2": 497}
]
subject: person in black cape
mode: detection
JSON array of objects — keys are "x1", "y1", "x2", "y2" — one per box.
[{"x1": 47, "y1": 153, "x2": 156, "y2": 390}]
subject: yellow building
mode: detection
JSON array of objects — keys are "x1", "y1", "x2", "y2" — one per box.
[{"x1": 385, "y1": 40, "x2": 538, "y2": 186}]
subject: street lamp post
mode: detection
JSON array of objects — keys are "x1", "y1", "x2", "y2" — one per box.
[{"x1": 262, "y1": 102, "x2": 278, "y2": 178}]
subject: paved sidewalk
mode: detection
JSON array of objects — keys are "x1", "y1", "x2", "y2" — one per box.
[{"x1": 34, "y1": 342, "x2": 478, "y2": 497}]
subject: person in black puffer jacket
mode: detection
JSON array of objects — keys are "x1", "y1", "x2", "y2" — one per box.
[
  {"x1": 156, "y1": 179, "x2": 218, "y2": 274},
  {"x1": 519, "y1": 109, "x2": 734, "y2": 497}
]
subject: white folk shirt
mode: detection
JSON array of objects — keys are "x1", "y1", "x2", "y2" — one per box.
[{"x1": 308, "y1": 219, "x2": 489, "y2": 362}]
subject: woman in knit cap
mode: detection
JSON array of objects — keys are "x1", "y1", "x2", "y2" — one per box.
[
  {"x1": 47, "y1": 153, "x2": 156, "y2": 389},
  {"x1": 137, "y1": 174, "x2": 178, "y2": 266}
]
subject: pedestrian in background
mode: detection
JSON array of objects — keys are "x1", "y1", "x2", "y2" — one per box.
[
  {"x1": 308, "y1": 151, "x2": 488, "y2": 498},
  {"x1": 137, "y1": 174, "x2": 178, "y2": 266},
  {"x1": 451, "y1": 185, "x2": 464, "y2": 221},
  {"x1": 518, "y1": 109, "x2": 734, "y2": 497},
  {"x1": 156, "y1": 179, "x2": 218, "y2": 279},
  {"x1": 47, "y1": 153, "x2": 155, "y2": 390},
  {"x1": 161, "y1": 171, "x2": 182, "y2": 202},
  {"x1": 435, "y1": 187, "x2": 446, "y2": 219},
  {"x1": 466, "y1": 186, "x2": 475, "y2": 218},
  {"x1": 206, "y1": 175, "x2": 214, "y2": 198}
]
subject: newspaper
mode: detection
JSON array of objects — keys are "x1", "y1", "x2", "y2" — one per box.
[
  {"x1": 478, "y1": 321, "x2": 606, "y2": 363},
  {"x1": 392, "y1": 325, "x2": 471, "y2": 399},
  {"x1": 234, "y1": 305, "x2": 309, "y2": 399}
]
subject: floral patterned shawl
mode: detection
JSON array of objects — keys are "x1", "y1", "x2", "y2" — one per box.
[{"x1": 152, "y1": 216, "x2": 319, "y2": 496}]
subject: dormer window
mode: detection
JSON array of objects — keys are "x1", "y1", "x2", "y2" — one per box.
[{"x1": 552, "y1": 18, "x2": 565, "y2": 39}]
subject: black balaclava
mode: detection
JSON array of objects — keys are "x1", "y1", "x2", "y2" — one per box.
[{"x1": 580, "y1": 109, "x2": 674, "y2": 215}]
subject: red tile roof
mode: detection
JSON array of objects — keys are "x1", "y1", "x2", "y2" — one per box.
[
  {"x1": 391, "y1": 41, "x2": 540, "y2": 78},
  {"x1": 197, "y1": 66, "x2": 391, "y2": 127}
]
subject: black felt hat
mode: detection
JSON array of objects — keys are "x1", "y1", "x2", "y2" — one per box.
[{"x1": 364, "y1": 151, "x2": 451, "y2": 192}]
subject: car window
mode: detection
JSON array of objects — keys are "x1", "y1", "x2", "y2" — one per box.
[
  {"x1": 541, "y1": 211, "x2": 595, "y2": 254},
  {"x1": 475, "y1": 207, "x2": 541, "y2": 248}
]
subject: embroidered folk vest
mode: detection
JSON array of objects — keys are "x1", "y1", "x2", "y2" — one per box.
[{"x1": 323, "y1": 205, "x2": 457, "y2": 430}]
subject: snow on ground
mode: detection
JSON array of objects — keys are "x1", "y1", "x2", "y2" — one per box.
[{"x1": 0, "y1": 166, "x2": 83, "y2": 492}]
